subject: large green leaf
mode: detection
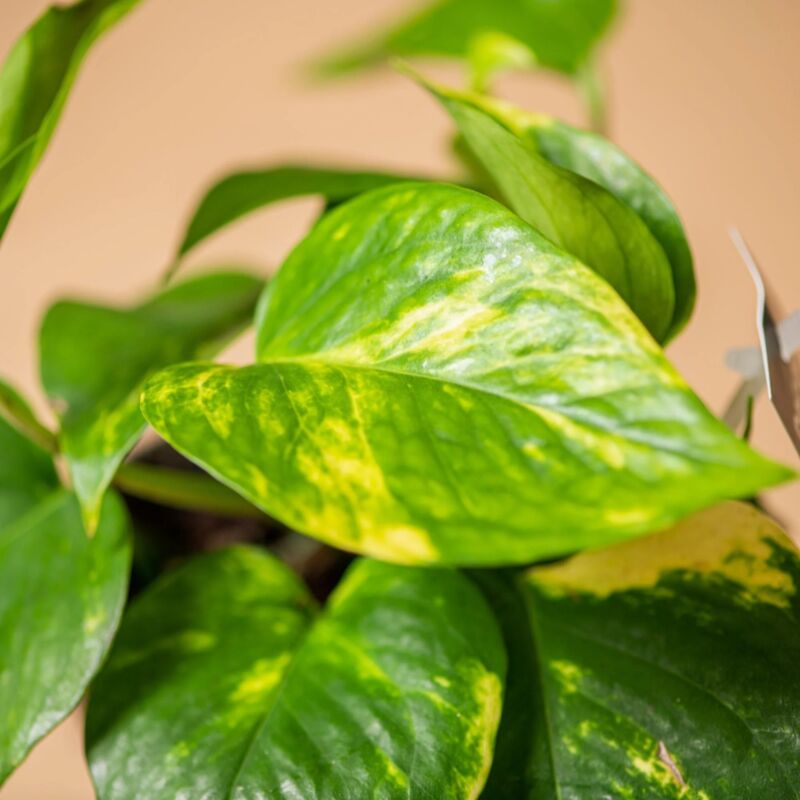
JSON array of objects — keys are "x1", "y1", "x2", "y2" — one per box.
[
  {"x1": 141, "y1": 183, "x2": 790, "y2": 565},
  {"x1": 478, "y1": 501, "x2": 800, "y2": 798},
  {"x1": 0, "y1": 0, "x2": 142, "y2": 241},
  {"x1": 0, "y1": 416, "x2": 131, "y2": 784},
  {"x1": 86, "y1": 547, "x2": 505, "y2": 798},
  {"x1": 315, "y1": 0, "x2": 617, "y2": 78},
  {"x1": 40, "y1": 270, "x2": 262, "y2": 531},
  {"x1": 420, "y1": 79, "x2": 681, "y2": 342},
  {"x1": 175, "y1": 165, "x2": 418, "y2": 260}
]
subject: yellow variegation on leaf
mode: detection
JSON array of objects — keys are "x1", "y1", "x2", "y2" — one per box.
[{"x1": 141, "y1": 183, "x2": 790, "y2": 565}]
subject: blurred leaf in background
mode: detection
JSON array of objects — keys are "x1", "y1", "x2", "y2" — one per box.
[
  {"x1": 314, "y1": 0, "x2": 617, "y2": 79},
  {"x1": 0, "y1": 0, "x2": 142, "y2": 242}
]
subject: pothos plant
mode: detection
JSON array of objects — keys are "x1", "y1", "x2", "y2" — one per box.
[{"x1": 1, "y1": 0, "x2": 799, "y2": 798}]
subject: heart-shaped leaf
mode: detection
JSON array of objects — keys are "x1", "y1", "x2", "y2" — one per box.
[
  {"x1": 176, "y1": 166, "x2": 419, "y2": 260},
  {"x1": 0, "y1": 0, "x2": 142, "y2": 241},
  {"x1": 0, "y1": 416, "x2": 131, "y2": 785},
  {"x1": 40, "y1": 270, "x2": 262, "y2": 531},
  {"x1": 420, "y1": 79, "x2": 684, "y2": 342},
  {"x1": 315, "y1": 0, "x2": 617, "y2": 78},
  {"x1": 478, "y1": 501, "x2": 800, "y2": 798},
  {"x1": 86, "y1": 547, "x2": 505, "y2": 798},
  {"x1": 141, "y1": 183, "x2": 790, "y2": 565}
]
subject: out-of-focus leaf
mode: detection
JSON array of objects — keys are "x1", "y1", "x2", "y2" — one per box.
[
  {"x1": 141, "y1": 183, "x2": 790, "y2": 566},
  {"x1": 0, "y1": 0, "x2": 142, "y2": 241},
  {"x1": 0, "y1": 377, "x2": 56, "y2": 453},
  {"x1": 39, "y1": 270, "x2": 262, "y2": 531},
  {"x1": 420, "y1": 79, "x2": 682, "y2": 342},
  {"x1": 0, "y1": 416, "x2": 131, "y2": 785},
  {"x1": 315, "y1": 0, "x2": 617, "y2": 78},
  {"x1": 87, "y1": 548, "x2": 505, "y2": 798},
  {"x1": 479, "y1": 502, "x2": 800, "y2": 798},
  {"x1": 175, "y1": 165, "x2": 419, "y2": 261},
  {"x1": 466, "y1": 32, "x2": 538, "y2": 93}
]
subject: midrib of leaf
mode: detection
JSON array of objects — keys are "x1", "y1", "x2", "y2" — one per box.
[
  {"x1": 0, "y1": 488, "x2": 66, "y2": 552},
  {"x1": 255, "y1": 353, "x2": 744, "y2": 471},
  {"x1": 523, "y1": 586, "x2": 562, "y2": 800},
  {"x1": 220, "y1": 593, "x2": 436, "y2": 797},
  {"x1": 543, "y1": 614, "x2": 799, "y2": 797},
  {"x1": 222, "y1": 612, "x2": 317, "y2": 799}
]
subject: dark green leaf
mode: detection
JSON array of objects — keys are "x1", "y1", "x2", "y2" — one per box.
[
  {"x1": 480, "y1": 501, "x2": 800, "y2": 799},
  {"x1": 40, "y1": 270, "x2": 262, "y2": 531},
  {"x1": 315, "y1": 0, "x2": 617, "y2": 78},
  {"x1": 141, "y1": 183, "x2": 790, "y2": 565},
  {"x1": 0, "y1": 416, "x2": 131, "y2": 784},
  {"x1": 176, "y1": 166, "x2": 419, "y2": 260},
  {"x1": 0, "y1": 0, "x2": 142, "y2": 241},
  {"x1": 86, "y1": 547, "x2": 505, "y2": 798},
  {"x1": 420, "y1": 79, "x2": 679, "y2": 342}
]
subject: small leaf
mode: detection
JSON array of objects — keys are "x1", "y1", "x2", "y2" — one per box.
[
  {"x1": 479, "y1": 502, "x2": 800, "y2": 798},
  {"x1": 0, "y1": 0, "x2": 142, "y2": 241},
  {"x1": 86, "y1": 547, "x2": 505, "y2": 798},
  {"x1": 0, "y1": 416, "x2": 131, "y2": 785},
  {"x1": 513, "y1": 109, "x2": 695, "y2": 338},
  {"x1": 314, "y1": 0, "x2": 617, "y2": 78},
  {"x1": 419, "y1": 79, "x2": 680, "y2": 342},
  {"x1": 175, "y1": 165, "x2": 419, "y2": 260},
  {"x1": 40, "y1": 270, "x2": 262, "y2": 530},
  {"x1": 141, "y1": 183, "x2": 790, "y2": 565}
]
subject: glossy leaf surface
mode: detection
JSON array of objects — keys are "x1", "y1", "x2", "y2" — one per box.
[
  {"x1": 0, "y1": 0, "x2": 141, "y2": 241},
  {"x1": 316, "y1": 0, "x2": 617, "y2": 77},
  {"x1": 87, "y1": 547, "x2": 505, "y2": 799},
  {"x1": 40, "y1": 270, "x2": 262, "y2": 530},
  {"x1": 176, "y1": 165, "x2": 416, "y2": 258},
  {"x1": 0, "y1": 416, "x2": 131, "y2": 784},
  {"x1": 480, "y1": 502, "x2": 800, "y2": 799},
  {"x1": 423, "y1": 81, "x2": 678, "y2": 341},
  {"x1": 142, "y1": 183, "x2": 790, "y2": 565}
]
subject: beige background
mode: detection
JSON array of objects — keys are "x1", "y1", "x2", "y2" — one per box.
[{"x1": 1, "y1": 0, "x2": 799, "y2": 796}]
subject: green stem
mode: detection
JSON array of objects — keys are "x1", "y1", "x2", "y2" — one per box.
[
  {"x1": 0, "y1": 380, "x2": 58, "y2": 454},
  {"x1": 578, "y1": 59, "x2": 608, "y2": 136},
  {"x1": 114, "y1": 462, "x2": 264, "y2": 518}
]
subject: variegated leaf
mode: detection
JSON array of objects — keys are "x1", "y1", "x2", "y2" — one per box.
[
  {"x1": 86, "y1": 547, "x2": 505, "y2": 799},
  {"x1": 39, "y1": 270, "x2": 262, "y2": 531},
  {"x1": 478, "y1": 502, "x2": 800, "y2": 799},
  {"x1": 141, "y1": 183, "x2": 790, "y2": 565}
]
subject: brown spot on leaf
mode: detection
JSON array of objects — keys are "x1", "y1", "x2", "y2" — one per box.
[{"x1": 657, "y1": 740, "x2": 686, "y2": 789}]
